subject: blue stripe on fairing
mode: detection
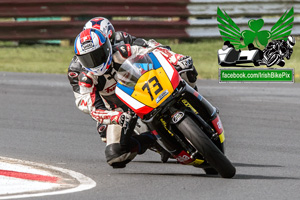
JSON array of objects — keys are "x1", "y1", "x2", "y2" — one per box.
[
  {"x1": 116, "y1": 83, "x2": 134, "y2": 96},
  {"x1": 148, "y1": 52, "x2": 162, "y2": 69}
]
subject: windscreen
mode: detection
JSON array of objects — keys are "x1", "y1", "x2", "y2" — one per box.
[{"x1": 117, "y1": 54, "x2": 154, "y2": 87}]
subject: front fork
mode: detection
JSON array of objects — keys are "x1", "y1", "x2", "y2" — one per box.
[
  {"x1": 183, "y1": 83, "x2": 225, "y2": 147},
  {"x1": 150, "y1": 118, "x2": 206, "y2": 167}
]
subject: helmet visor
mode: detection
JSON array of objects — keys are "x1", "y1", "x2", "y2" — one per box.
[{"x1": 77, "y1": 40, "x2": 110, "y2": 69}]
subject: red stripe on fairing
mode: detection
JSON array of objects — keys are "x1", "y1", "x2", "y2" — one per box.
[
  {"x1": 161, "y1": 54, "x2": 180, "y2": 90},
  {"x1": 160, "y1": 50, "x2": 181, "y2": 90},
  {"x1": 0, "y1": 170, "x2": 58, "y2": 183},
  {"x1": 116, "y1": 93, "x2": 153, "y2": 119},
  {"x1": 170, "y1": 69, "x2": 180, "y2": 90},
  {"x1": 134, "y1": 106, "x2": 154, "y2": 119}
]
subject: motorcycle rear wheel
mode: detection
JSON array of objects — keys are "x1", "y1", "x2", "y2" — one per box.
[{"x1": 177, "y1": 115, "x2": 236, "y2": 178}]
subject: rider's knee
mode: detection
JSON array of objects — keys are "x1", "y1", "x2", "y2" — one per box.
[{"x1": 105, "y1": 124, "x2": 137, "y2": 168}]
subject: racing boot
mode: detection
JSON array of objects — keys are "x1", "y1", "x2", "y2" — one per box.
[
  {"x1": 105, "y1": 124, "x2": 137, "y2": 168},
  {"x1": 150, "y1": 142, "x2": 172, "y2": 163},
  {"x1": 106, "y1": 127, "x2": 157, "y2": 168}
]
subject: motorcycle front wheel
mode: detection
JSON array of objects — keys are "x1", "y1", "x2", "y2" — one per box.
[{"x1": 176, "y1": 115, "x2": 236, "y2": 178}]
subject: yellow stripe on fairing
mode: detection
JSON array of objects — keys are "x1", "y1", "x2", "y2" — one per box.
[{"x1": 219, "y1": 132, "x2": 225, "y2": 143}]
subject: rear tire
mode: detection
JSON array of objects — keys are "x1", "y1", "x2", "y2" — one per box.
[{"x1": 177, "y1": 115, "x2": 236, "y2": 178}]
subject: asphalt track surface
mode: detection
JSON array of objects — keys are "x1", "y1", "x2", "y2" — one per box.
[{"x1": 1, "y1": 72, "x2": 300, "y2": 200}]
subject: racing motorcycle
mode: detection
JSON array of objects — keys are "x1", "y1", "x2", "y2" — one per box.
[{"x1": 115, "y1": 47, "x2": 236, "y2": 178}]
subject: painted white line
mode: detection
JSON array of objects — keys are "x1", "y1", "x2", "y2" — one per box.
[{"x1": 0, "y1": 156, "x2": 96, "y2": 199}]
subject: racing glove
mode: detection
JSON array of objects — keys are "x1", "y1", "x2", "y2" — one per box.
[
  {"x1": 91, "y1": 110, "x2": 131, "y2": 127},
  {"x1": 176, "y1": 56, "x2": 193, "y2": 70},
  {"x1": 118, "y1": 112, "x2": 132, "y2": 128},
  {"x1": 175, "y1": 56, "x2": 198, "y2": 91}
]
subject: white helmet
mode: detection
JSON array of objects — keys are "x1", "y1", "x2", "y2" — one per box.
[
  {"x1": 83, "y1": 17, "x2": 115, "y2": 42},
  {"x1": 287, "y1": 35, "x2": 295, "y2": 48},
  {"x1": 74, "y1": 28, "x2": 112, "y2": 76}
]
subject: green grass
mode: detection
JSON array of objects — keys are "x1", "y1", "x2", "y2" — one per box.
[
  {"x1": 0, "y1": 39, "x2": 299, "y2": 82},
  {"x1": 0, "y1": 44, "x2": 74, "y2": 74}
]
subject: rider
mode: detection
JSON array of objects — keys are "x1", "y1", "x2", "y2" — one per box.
[
  {"x1": 68, "y1": 17, "x2": 198, "y2": 167},
  {"x1": 73, "y1": 28, "x2": 157, "y2": 168},
  {"x1": 260, "y1": 35, "x2": 295, "y2": 67},
  {"x1": 68, "y1": 17, "x2": 151, "y2": 142}
]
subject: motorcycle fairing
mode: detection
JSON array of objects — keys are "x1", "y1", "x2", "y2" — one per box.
[
  {"x1": 131, "y1": 67, "x2": 173, "y2": 107},
  {"x1": 116, "y1": 51, "x2": 180, "y2": 119},
  {"x1": 115, "y1": 86, "x2": 153, "y2": 119}
]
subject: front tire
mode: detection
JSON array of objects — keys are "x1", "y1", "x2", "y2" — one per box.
[{"x1": 177, "y1": 115, "x2": 236, "y2": 178}]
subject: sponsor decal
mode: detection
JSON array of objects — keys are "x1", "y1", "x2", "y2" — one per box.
[
  {"x1": 82, "y1": 41, "x2": 94, "y2": 51},
  {"x1": 156, "y1": 89, "x2": 169, "y2": 103},
  {"x1": 171, "y1": 111, "x2": 184, "y2": 124},
  {"x1": 80, "y1": 100, "x2": 88, "y2": 107},
  {"x1": 173, "y1": 150, "x2": 194, "y2": 164},
  {"x1": 105, "y1": 83, "x2": 117, "y2": 93},
  {"x1": 181, "y1": 99, "x2": 198, "y2": 114},
  {"x1": 212, "y1": 115, "x2": 224, "y2": 134},
  {"x1": 160, "y1": 118, "x2": 173, "y2": 136}
]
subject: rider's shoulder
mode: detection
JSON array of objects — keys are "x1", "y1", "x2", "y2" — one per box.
[
  {"x1": 114, "y1": 31, "x2": 136, "y2": 46},
  {"x1": 113, "y1": 44, "x2": 132, "y2": 59}
]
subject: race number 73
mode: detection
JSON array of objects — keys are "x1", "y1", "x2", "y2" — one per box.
[{"x1": 142, "y1": 76, "x2": 163, "y2": 101}]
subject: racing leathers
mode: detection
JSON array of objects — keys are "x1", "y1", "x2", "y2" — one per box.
[{"x1": 68, "y1": 34, "x2": 198, "y2": 168}]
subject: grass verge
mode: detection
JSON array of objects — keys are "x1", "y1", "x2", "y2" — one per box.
[{"x1": 0, "y1": 39, "x2": 299, "y2": 82}]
